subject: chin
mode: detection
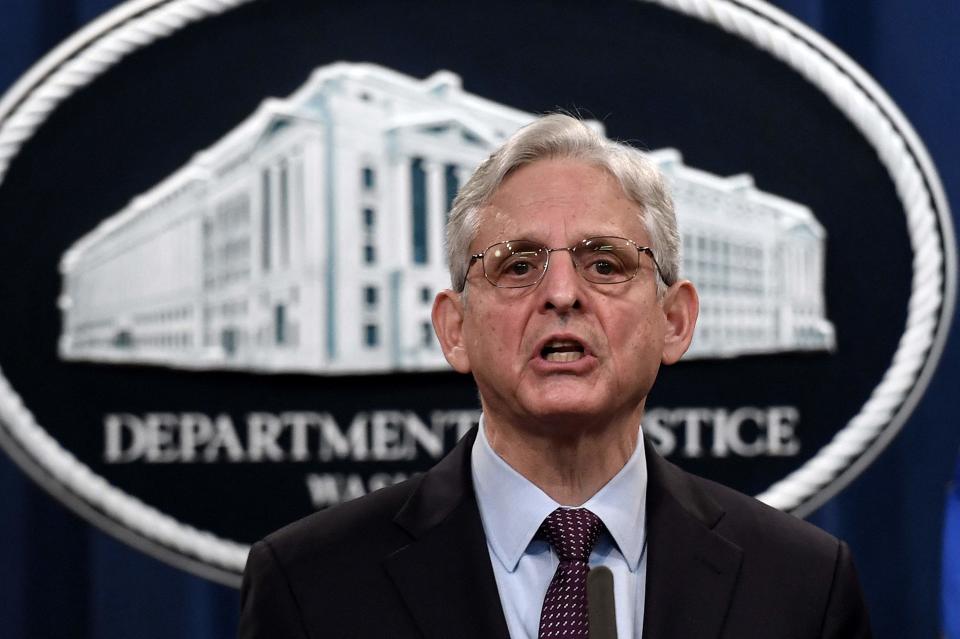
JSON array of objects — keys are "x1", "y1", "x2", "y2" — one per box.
[{"x1": 521, "y1": 394, "x2": 608, "y2": 424}]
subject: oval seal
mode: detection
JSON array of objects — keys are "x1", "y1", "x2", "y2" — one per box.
[{"x1": 0, "y1": 0, "x2": 954, "y2": 585}]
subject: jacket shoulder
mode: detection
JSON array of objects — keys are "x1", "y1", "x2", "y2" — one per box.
[
  {"x1": 239, "y1": 477, "x2": 429, "y2": 638},
  {"x1": 262, "y1": 474, "x2": 423, "y2": 564},
  {"x1": 688, "y1": 474, "x2": 871, "y2": 635},
  {"x1": 649, "y1": 456, "x2": 871, "y2": 635},
  {"x1": 691, "y1": 475, "x2": 839, "y2": 552},
  {"x1": 647, "y1": 442, "x2": 840, "y2": 561},
  {"x1": 689, "y1": 473, "x2": 839, "y2": 557}
]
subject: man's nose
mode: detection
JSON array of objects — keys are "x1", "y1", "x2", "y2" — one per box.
[{"x1": 539, "y1": 249, "x2": 583, "y2": 312}]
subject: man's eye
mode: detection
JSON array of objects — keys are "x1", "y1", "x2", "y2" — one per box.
[
  {"x1": 497, "y1": 250, "x2": 542, "y2": 280},
  {"x1": 509, "y1": 261, "x2": 532, "y2": 275},
  {"x1": 586, "y1": 257, "x2": 624, "y2": 275},
  {"x1": 592, "y1": 260, "x2": 615, "y2": 275},
  {"x1": 500, "y1": 260, "x2": 538, "y2": 279}
]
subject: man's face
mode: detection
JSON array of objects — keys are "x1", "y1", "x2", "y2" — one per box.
[{"x1": 437, "y1": 158, "x2": 690, "y2": 435}]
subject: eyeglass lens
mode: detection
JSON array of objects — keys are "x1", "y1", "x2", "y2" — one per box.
[{"x1": 482, "y1": 237, "x2": 642, "y2": 288}]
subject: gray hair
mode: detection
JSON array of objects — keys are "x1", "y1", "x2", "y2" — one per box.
[{"x1": 446, "y1": 113, "x2": 679, "y2": 294}]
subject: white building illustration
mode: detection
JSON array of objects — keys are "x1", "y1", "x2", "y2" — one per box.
[
  {"x1": 657, "y1": 151, "x2": 835, "y2": 358},
  {"x1": 58, "y1": 62, "x2": 834, "y2": 374}
]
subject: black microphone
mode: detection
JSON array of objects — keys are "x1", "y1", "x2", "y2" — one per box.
[{"x1": 587, "y1": 565, "x2": 617, "y2": 639}]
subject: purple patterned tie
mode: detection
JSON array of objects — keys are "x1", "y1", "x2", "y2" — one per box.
[{"x1": 537, "y1": 507, "x2": 605, "y2": 639}]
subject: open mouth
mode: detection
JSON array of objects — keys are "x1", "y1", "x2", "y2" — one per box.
[{"x1": 540, "y1": 339, "x2": 586, "y2": 363}]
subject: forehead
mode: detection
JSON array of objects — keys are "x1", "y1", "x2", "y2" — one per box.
[{"x1": 475, "y1": 158, "x2": 647, "y2": 246}]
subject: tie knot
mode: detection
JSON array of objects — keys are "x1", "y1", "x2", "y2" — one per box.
[{"x1": 539, "y1": 508, "x2": 604, "y2": 563}]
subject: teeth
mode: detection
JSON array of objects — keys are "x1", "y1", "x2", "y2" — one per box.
[
  {"x1": 545, "y1": 351, "x2": 583, "y2": 363},
  {"x1": 540, "y1": 338, "x2": 586, "y2": 362}
]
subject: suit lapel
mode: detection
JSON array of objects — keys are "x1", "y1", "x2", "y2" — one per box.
[
  {"x1": 383, "y1": 429, "x2": 510, "y2": 639},
  {"x1": 642, "y1": 441, "x2": 743, "y2": 639},
  {"x1": 381, "y1": 431, "x2": 743, "y2": 639}
]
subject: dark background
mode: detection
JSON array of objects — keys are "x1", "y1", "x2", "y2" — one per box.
[{"x1": 0, "y1": 0, "x2": 958, "y2": 637}]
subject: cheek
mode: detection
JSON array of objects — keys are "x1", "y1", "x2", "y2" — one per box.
[
  {"x1": 614, "y1": 325, "x2": 664, "y2": 400},
  {"x1": 467, "y1": 310, "x2": 518, "y2": 360},
  {"x1": 610, "y1": 314, "x2": 664, "y2": 365}
]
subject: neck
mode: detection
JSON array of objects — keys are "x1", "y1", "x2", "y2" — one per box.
[{"x1": 483, "y1": 411, "x2": 642, "y2": 506}]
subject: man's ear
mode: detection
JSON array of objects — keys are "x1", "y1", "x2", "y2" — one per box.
[
  {"x1": 432, "y1": 289, "x2": 472, "y2": 373},
  {"x1": 661, "y1": 280, "x2": 699, "y2": 365}
]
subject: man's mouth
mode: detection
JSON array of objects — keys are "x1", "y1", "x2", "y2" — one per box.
[{"x1": 540, "y1": 339, "x2": 586, "y2": 363}]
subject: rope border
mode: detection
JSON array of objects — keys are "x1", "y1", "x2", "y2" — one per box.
[
  {"x1": 0, "y1": 0, "x2": 954, "y2": 583},
  {"x1": 0, "y1": 0, "x2": 256, "y2": 588},
  {"x1": 651, "y1": 0, "x2": 956, "y2": 516}
]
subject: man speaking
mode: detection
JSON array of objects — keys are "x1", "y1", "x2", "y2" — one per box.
[{"x1": 239, "y1": 114, "x2": 872, "y2": 638}]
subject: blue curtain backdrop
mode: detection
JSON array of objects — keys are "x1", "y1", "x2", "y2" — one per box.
[
  {"x1": 945, "y1": 454, "x2": 960, "y2": 639},
  {"x1": 0, "y1": 1, "x2": 957, "y2": 637}
]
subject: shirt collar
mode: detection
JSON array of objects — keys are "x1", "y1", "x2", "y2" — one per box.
[
  {"x1": 471, "y1": 416, "x2": 648, "y2": 573},
  {"x1": 581, "y1": 433, "x2": 648, "y2": 571}
]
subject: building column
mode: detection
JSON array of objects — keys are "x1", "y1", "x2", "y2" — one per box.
[
  {"x1": 278, "y1": 158, "x2": 291, "y2": 270},
  {"x1": 426, "y1": 160, "x2": 445, "y2": 269},
  {"x1": 291, "y1": 154, "x2": 305, "y2": 270},
  {"x1": 255, "y1": 165, "x2": 272, "y2": 279},
  {"x1": 270, "y1": 161, "x2": 283, "y2": 276},
  {"x1": 393, "y1": 155, "x2": 412, "y2": 266}
]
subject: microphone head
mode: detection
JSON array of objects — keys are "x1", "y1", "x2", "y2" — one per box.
[{"x1": 587, "y1": 565, "x2": 617, "y2": 639}]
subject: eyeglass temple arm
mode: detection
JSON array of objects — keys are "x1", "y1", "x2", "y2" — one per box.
[
  {"x1": 639, "y1": 247, "x2": 673, "y2": 286},
  {"x1": 458, "y1": 254, "x2": 483, "y2": 291}
]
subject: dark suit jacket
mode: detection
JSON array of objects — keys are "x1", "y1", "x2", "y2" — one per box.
[{"x1": 239, "y1": 429, "x2": 871, "y2": 638}]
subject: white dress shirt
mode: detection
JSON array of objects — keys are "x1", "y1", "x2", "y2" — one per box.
[{"x1": 471, "y1": 418, "x2": 648, "y2": 639}]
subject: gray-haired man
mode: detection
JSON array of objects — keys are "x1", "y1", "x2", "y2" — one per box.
[{"x1": 240, "y1": 114, "x2": 871, "y2": 639}]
